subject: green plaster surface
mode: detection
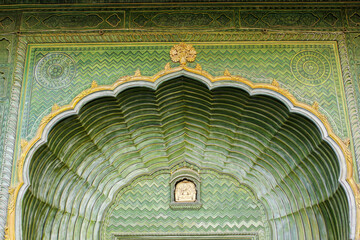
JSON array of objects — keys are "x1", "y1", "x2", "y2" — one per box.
[
  {"x1": 0, "y1": 4, "x2": 359, "y2": 240},
  {"x1": 0, "y1": 35, "x2": 15, "y2": 170},
  {"x1": 22, "y1": 77, "x2": 349, "y2": 239},
  {"x1": 346, "y1": 33, "x2": 360, "y2": 129},
  {"x1": 20, "y1": 42, "x2": 349, "y2": 142},
  {"x1": 103, "y1": 171, "x2": 269, "y2": 239}
]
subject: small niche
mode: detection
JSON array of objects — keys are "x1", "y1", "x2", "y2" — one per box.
[
  {"x1": 175, "y1": 179, "x2": 196, "y2": 202},
  {"x1": 169, "y1": 168, "x2": 202, "y2": 210}
]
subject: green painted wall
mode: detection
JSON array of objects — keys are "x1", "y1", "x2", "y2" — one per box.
[
  {"x1": 103, "y1": 171, "x2": 269, "y2": 239},
  {"x1": 0, "y1": 2, "x2": 360, "y2": 239},
  {"x1": 22, "y1": 77, "x2": 349, "y2": 239}
]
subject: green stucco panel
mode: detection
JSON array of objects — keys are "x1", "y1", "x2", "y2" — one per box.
[
  {"x1": 103, "y1": 171, "x2": 270, "y2": 239},
  {"x1": 0, "y1": 3, "x2": 360, "y2": 240},
  {"x1": 20, "y1": 42, "x2": 349, "y2": 142},
  {"x1": 21, "y1": 77, "x2": 349, "y2": 240}
]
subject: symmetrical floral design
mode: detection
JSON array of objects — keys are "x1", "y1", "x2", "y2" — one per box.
[{"x1": 170, "y1": 43, "x2": 197, "y2": 66}]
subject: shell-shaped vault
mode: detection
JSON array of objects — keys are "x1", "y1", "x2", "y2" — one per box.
[{"x1": 17, "y1": 74, "x2": 352, "y2": 240}]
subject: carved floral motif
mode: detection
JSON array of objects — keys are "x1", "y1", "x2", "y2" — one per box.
[{"x1": 170, "y1": 43, "x2": 196, "y2": 66}]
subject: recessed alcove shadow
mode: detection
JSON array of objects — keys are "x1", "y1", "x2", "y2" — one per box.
[{"x1": 20, "y1": 76, "x2": 349, "y2": 240}]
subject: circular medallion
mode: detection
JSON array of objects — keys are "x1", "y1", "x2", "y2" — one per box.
[
  {"x1": 290, "y1": 51, "x2": 331, "y2": 86},
  {"x1": 35, "y1": 53, "x2": 76, "y2": 89}
]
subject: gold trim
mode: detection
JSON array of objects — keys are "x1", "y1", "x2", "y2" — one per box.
[
  {"x1": 134, "y1": 69, "x2": 141, "y2": 77},
  {"x1": 91, "y1": 80, "x2": 98, "y2": 88},
  {"x1": 312, "y1": 101, "x2": 319, "y2": 111},
  {"x1": 8, "y1": 64, "x2": 360, "y2": 239},
  {"x1": 224, "y1": 69, "x2": 231, "y2": 76},
  {"x1": 271, "y1": 79, "x2": 279, "y2": 88},
  {"x1": 344, "y1": 138, "x2": 351, "y2": 148},
  {"x1": 164, "y1": 62, "x2": 171, "y2": 71},
  {"x1": 20, "y1": 140, "x2": 28, "y2": 153},
  {"x1": 51, "y1": 103, "x2": 60, "y2": 113}
]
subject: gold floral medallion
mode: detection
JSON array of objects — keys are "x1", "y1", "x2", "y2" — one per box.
[{"x1": 170, "y1": 43, "x2": 197, "y2": 66}]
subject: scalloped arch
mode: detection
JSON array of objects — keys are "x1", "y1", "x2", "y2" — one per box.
[{"x1": 11, "y1": 66, "x2": 357, "y2": 240}]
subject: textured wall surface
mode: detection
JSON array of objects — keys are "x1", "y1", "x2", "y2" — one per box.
[
  {"x1": 1, "y1": 2, "x2": 360, "y2": 240},
  {"x1": 103, "y1": 171, "x2": 269, "y2": 239},
  {"x1": 20, "y1": 42, "x2": 349, "y2": 141},
  {"x1": 20, "y1": 78, "x2": 349, "y2": 239}
]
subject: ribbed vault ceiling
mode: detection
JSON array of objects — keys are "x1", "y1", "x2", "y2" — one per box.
[{"x1": 22, "y1": 77, "x2": 349, "y2": 239}]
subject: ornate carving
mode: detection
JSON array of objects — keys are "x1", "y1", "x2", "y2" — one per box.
[
  {"x1": 42, "y1": 14, "x2": 103, "y2": 29},
  {"x1": 344, "y1": 138, "x2": 351, "y2": 148},
  {"x1": 350, "y1": 13, "x2": 360, "y2": 26},
  {"x1": 312, "y1": 101, "x2": 319, "y2": 111},
  {"x1": 175, "y1": 180, "x2": 196, "y2": 202},
  {"x1": 324, "y1": 13, "x2": 338, "y2": 26},
  {"x1": 20, "y1": 139, "x2": 28, "y2": 153},
  {"x1": 216, "y1": 14, "x2": 231, "y2": 26},
  {"x1": 170, "y1": 43, "x2": 196, "y2": 66},
  {"x1": 10, "y1": 63, "x2": 360, "y2": 239},
  {"x1": 91, "y1": 80, "x2": 98, "y2": 88},
  {"x1": 243, "y1": 13, "x2": 259, "y2": 26},
  {"x1": 0, "y1": 39, "x2": 10, "y2": 64},
  {"x1": 133, "y1": 14, "x2": 150, "y2": 27},
  {"x1": 4, "y1": 226, "x2": 9, "y2": 240},
  {"x1": 262, "y1": 12, "x2": 319, "y2": 27},
  {"x1": 152, "y1": 13, "x2": 212, "y2": 28},
  {"x1": 25, "y1": 15, "x2": 40, "y2": 28},
  {"x1": 224, "y1": 69, "x2": 231, "y2": 76},
  {"x1": 7, "y1": 187, "x2": 15, "y2": 213},
  {"x1": 0, "y1": 17, "x2": 14, "y2": 30},
  {"x1": 319, "y1": 113, "x2": 328, "y2": 124},
  {"x1": 195, "y1": 63, "x2": 202, "y2": 71},
  {"x1": 0, "y1": 71, "x2": 6, "y2": 97},
  {"x1": 134, "y1": 69, "x2": 141, "y2": 77},
  {"x1": 131, "y1": 11, "x2": 233, "y2": 29},
  {"x1": 271, "y1": 79, "x2": 279, "y2": 87},
  {"x1": 35, "y1": 53, "x2": 76, "y2": 89},
  {"x1": 164, "y1": 62, "x2": 171, "y2": 70},
  {"x1": 106, "y1": 14, "x2": 121, "y2": 27},
  {"x1": 290, "y1": 50, "x2": 331, "y2": 86},
  {"x1": 51, "y1": 104, "x2": 60, "y2": 113}
]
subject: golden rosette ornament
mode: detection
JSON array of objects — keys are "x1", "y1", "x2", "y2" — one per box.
[{"x1": 170, "y1": 43, "x2": 197, "y2": 66}]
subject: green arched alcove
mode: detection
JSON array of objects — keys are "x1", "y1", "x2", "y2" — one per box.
[{"x1": 22, "y1": 77, "x2": 349, "y2": 239}]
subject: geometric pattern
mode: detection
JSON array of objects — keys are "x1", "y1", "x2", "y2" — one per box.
[
  {"x1": 1, "y1": 5, "x2": 360, "y2": 240},
  {"x1": 21, "y1": 77, "x2": 349, "y2": 240},
  {"x1": 21, "y1": 42, "x2": 349, "y2": 141},
  {"x1": 103, "y1": 171, "x2": 270, "y2": 239}
]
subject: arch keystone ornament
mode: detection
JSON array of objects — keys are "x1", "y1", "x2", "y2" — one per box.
[
  {"x1": 7, "y1": 44, "x2": 360, "y2": 240},
  {"x1": 170, "y1": 42, "x2": 196, "y2": 66}
]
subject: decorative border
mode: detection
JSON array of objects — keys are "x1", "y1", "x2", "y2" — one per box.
[
  {"x1": 1, "y1": 38, "x2": 27, "y2": 240},
  {"x1": 6, "y1": 62, "x2": 358, "y2": 240}
]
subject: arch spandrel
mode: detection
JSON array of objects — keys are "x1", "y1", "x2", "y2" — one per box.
[{"x1": 7, "y1": 62, "x2": 359, "y2": 239}]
